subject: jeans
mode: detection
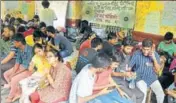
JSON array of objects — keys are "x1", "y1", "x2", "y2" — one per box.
[
  {"x1": 60, "y1": 50, "x2": 72, "y2": 58},
  {"x1": 136, "y1": 80, "x2": 165, "y2": 103}
]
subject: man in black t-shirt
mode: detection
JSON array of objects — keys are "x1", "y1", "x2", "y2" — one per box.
[{"x1": 101, "y1": 32, "x2": 118, "y2": 56}]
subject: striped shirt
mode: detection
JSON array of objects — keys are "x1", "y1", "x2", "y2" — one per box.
[
  {"x1": 128, "y1": 50, "x2": 160, "y2": 86},
  {"x1": 0, "y1": 38, "x2": 17, "y2": 59}
]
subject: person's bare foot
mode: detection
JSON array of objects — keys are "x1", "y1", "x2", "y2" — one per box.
[
  {"x1": 12, "y1": 95, "x2": 21, "y2": 102},
  {"x1": 5, "y1": 97, "x2": 13, "y2": 103}
]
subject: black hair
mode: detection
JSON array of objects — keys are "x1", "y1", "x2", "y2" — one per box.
[
  {"x1": 9, "y1": 17, "x2": 15, "y2": 26},
  {"x1": 33, "y1": 15, "x2": 40, "y2": 22},
  {"x1": 46, "y1": 26, "x2": 55, "y2": 34},
  {"x1": 79, "y1": 26, "x2": 93, "y2": 44},
  {"x1": 4, "y1": 25, "x2": 15, "y2": 34},
  {"x1": 16, "y1": 18, "x2": 23, "y2": 24},
  {"x1": 39, "y1": 22, "x2": 46, "y2": 29},
  {"x1": 17, "y1": 26, "x2": 26, "y2": 33},
  {"x1": 91, "y1": 37, "x2": 103, "y2": 48},
  {"x1": 142, "y1": 38, "x2": 153, "y2": 47},
  {"x1": 164, "y1": 32, "x2": 173, "y2": 41},
  {"x1": 5, "y1": 14, "x2": 11, "y2": 18},
  {"x1": 12, "y1": 33, "x2": 26, "y2": 45},
  {"x1": 79, "y1": 20, "x2": 89, "y2": 33},
  {"x1": 47, "y1": 48, "x2": 63, "y2": 62},
  {"x1": 107, "y1": 32, "x2": 117, "y2": 40},
  {"x1": 32, "y1": 43, "x2": 44, "y2": 55},
  {"x1": 122, "y1": 36, "x2": 135, "y2": 47},
  {"x1": 5, "y1": 14, "x2": 11, "y2": 22},
  {"x1": 110, "y1": 50, "x2": 122, "y2": 62},
  {"x1": 91, "y1": 52, "x2": 111, "y2": 68},
  {"x1": 33, "y1": 30, "x2": 43, "y2": 42},
  {"x1": 42, "y1": 1, "x2": 50, "y2": 8}
]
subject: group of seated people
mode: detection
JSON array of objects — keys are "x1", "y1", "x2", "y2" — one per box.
[{"x1": 0, "y1": 14, "x2": 176, "y2": 103}]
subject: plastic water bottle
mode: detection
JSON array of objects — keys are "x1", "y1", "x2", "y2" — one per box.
[{"x1": 129, "y1": 79, "x2": 136, "y2": 89}]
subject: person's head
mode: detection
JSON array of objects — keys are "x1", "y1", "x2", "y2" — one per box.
[
  {"x1": 33, "y1": 30, "x2": 43, "y2": 43},
  {"x1": 12, "y1": 33, "x2": 26, "y2": 48},
  {"x1": 91, "y1": 37, "x2": 103, "y2": 50},
  {"x1": 33, "y1": 43, "x2": 45, "y2": 57},
  {"x1": 121, "y1": 37, "x2": 135, "y2": 55},
  {"x1": 17, "y1": 26, "x2": 26, "y2": 33},
  {"x1": 107, "y1": 32, "x2": 118, "y2": 45},
  {"x1": 14, "y1": 18, "x2": 23, "y2": 26},
  {"x1": 26, "y1": 21, "x2": 36, "y2": 29},
  {"x1": 91, "y1": 52, "x2": 111, "y2": 73},
  {"x1": 109, "y1": 51, "x2": 122, "y2": 70},
  {"x1": 79, "y1": 20, "x2": 89, "y2": 33},
  {"x1": 142, "y1": 38, "x2": 153, "y2": 56},
  {"x1": 46, "y1": 26, "x2": 55, "y2": 37},
  {"x1": 39, "y1": 22, "x2": 46, "y2": 34},
  {"x1": 79, "y1": 26, "x2": 93, "y2": 43},
  {"x1": 5, "y1": 14, "x2": 11, "y2": 22},
  {"x1": 9, "y1": 17, "x2": 15, "y2": 26},
  {"x1": 42, "y1": 1, "x2": 50, "y2": 8},
  {"x1": 164, "y1": 32, "x2": 173, "y2": 44},
  {"x1": 33, "y1": 15, "x2": 40, "y2": 22},
  {"x1": 46, "y1": 48, "x2": 63, "y2": 65},
  {"x1": 2, "y1": 25, "x2": 16, "y2": 41}
]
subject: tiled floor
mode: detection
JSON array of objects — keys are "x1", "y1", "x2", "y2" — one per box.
[{"x1": 1, "y1": 86, "x2": 19, "y2": 103}]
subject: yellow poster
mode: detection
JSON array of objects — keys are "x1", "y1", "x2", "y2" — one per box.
[{"x1": 135, "y1": 1, "x2": 176, "y2": 37}]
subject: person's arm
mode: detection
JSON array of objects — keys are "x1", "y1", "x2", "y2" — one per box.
[
  {"x1": 93, "y1": 83, "x2": 115, "y2": 91},
  {"x1": 151, "y1": 52, "x2": 161, "y2": 74},
  {"x1": 111, "y1": 72, "x2": 127, "y2": 77},
  {"x1": 52, "y1": 10, "x2": 57, "y2": 20},
  {"x1": 127, "y1": 53, "x2": 137, "y2": 71},
  {"x1": 174, "y1": 52, "x2": 176, "y2": 57},
  {"x1": 46, "y1": 73, "x2": 54, "y2": 87},
  {"x1": 1, "y1": 51, "x2": 15, "y2": 64},
  {"x1": 13, "y1": 63, "x2": 20, "y2": 72},
  {"x1": 28, "y1": 61, "x2": 35, "y2": 73},
  {"x1": 109, "y1": 76, "x2": 129, "y2": 98},
  {"x1": 78, "y1": 87, "x2": 112, "y2": 103},
  {"x1": 11, "y1": 50, "x2": 21, "y2": 75}
]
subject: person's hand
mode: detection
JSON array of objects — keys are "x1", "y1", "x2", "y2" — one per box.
[
  {"x1": 149, "y1": 50, "x2": 156, "y2": 60},
  {"x1": 44, "y1": 69, "x2": 50, "y2": 75},
  {"x1": 106, "y1": 83, "x2": 116, "y2": 88},
  {"x1": 99, "y1": 87, "x2": 113, "y2": 95},
  {"x1": 119, "y1": 90, "x2": 130, "y2": 99},
  {"x1": 124, "y1": 72, "x2": 133, "y2": 78}
]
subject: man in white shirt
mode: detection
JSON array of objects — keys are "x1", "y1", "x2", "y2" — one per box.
[
  {"x1": 39, "y1": 1, "x2": 57, "y2": 26},
  {"x1": 69, "y1": 52, "x2": 112, "y2": 103}
]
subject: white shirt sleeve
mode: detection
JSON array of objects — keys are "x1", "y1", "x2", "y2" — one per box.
[{"x1": 76, "y1": 72, "x2": 93, "y2": 97}]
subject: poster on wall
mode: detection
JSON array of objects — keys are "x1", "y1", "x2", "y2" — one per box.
[
  {"x1": 82, "y1": 1, "x2": 136, "y2": 29},
  {"x1": 35, "y1": 1, "x2": 68, "y2": 28},
  {"x1": 135, "y1": 1, "x2": 176, "y2": 37},
  {"x1": 2, "y1": 1, "x2": 35, "y2": 20},
  {"x1": 161, "y1": 1, "x2": 176, "y2": 26}
]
